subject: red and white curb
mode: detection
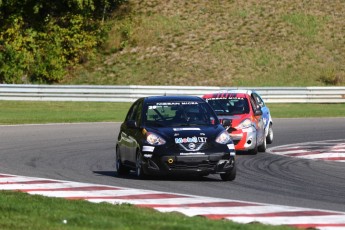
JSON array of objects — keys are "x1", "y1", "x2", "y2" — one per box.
[
  {"x1": 1, "y1": 173, "x2": 345, "y2": 229},
  {"x1": 268, "y1": 139, "x2": 345, "y2": 162}
]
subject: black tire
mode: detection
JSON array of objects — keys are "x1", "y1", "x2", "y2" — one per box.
[
  {"x1": 266, "y1": 123, "x2": 274, "y2": 144},
  {"x1": 115, "y1": 146, "x2": 130, "y2": 176},
  {"x1": 136, "y1": 150, "x2": 148, "y2": 179},
  {"x1": 258, "y1": 136, "x2": 267, "y2": 152},
  {"x1": 220, "y1": 166, "x2": 236, "y2": 181}
]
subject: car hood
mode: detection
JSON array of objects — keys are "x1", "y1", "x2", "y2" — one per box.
[
  {"x1": 217, "y1": 115, "x2": 243, "y2": 120},
  {"x1": 217, "y1": 115, "x2": 249, "y2": 122},
  {"x1": 145, "y1": 125, "x2": 225, "y2": 143},
  {"x1": 217, "y1": 114, "x2": 250, "y2": 127}
]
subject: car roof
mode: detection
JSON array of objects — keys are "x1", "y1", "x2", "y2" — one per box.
[
  {"x1": 202, "y1": 89, "x2": 263, "y2": 98},
  {"x1": 203, "y1": 92, "x2": 248, "y2": 99},
  {"x1": 143, "y1": 95, "x2": 205, "y2": 103}
]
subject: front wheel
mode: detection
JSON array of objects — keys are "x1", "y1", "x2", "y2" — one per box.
[
  {"x1": 220, "y1": 166, "x2": 236, "y2": 181},
  {"x1": 258, "y1": 136, "x2": 267, "y2": 152},
  {"x1": 136, "y1": 150, "x2": 148, "y2": 179}
]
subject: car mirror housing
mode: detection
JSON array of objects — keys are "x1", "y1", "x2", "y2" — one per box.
[
  {"x1": 254, "y1": 109, "x2": 263, "y2": 116},
  {"x1": 126, "y1": 120, "x2": 138, "y2": 128},
  {"x1": 222, "y1": 119, "x2": 232, "y2": 127}
]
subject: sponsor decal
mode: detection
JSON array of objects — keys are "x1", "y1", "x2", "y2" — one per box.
[
  {"x1": 173, "y1": 128, "x2": 201, "y2": 131},
  {"x1": 142, "y1": 146, "x2": 155, "y2": 152},
  {"x1": 180, "y1": 152, "x2": 205, "y2": 156},
  {"x1": 148, "y1": 105, "x2": 159, "y2": 110},
  {"x1": 154, "y1": 102, "x2": 198, "y2": 106},
  {"x1": 263, "y1": 117, "x2": 267, "y2": 124},
  {"x1": 206, "y1": 96, "x2": 244, "y2": 101},
  {"x1": 175, "y1": 136, "x2": 207, "y2": 144}
]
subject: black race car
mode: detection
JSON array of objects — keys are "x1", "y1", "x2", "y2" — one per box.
[{"x1": 116, "y1": 96, "x2": 236, "y2": 181}]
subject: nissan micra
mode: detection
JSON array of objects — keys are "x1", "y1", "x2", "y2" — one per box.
[
  {"x1": 203, "y1": 90, "x2": 273, "y2": 154},
  {"x1": 116, "y1": 96, "x2": 236, "y2": 181}
]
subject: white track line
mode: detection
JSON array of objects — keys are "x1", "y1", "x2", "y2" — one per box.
[{"x1": 268, "y1": 139, "x2": 345, "y2": 162}]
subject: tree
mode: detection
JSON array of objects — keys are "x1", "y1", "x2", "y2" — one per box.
[{"x1": 0, "y1": 0, "x2": 127, "y2": 83}]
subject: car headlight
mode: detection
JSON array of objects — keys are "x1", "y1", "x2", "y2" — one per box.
[
  {"x1": 215, "y1": 130, "x2": 231, "y2": 144},
  {"x1": 146, "y1": 132, "x2": 166, "y2": 145},
  {"x1": 236, "y1": 119, "x2": 252, "y2": 129}
]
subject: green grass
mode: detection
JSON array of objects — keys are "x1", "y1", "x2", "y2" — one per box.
[
  {"x1": 0, "y1": 190, "x2": 295, "y2": 230},
  {"x1": 0, "y1": 101, "x2": 131, "y2": 124},
  {"x1": 0, "y1": 101, "x2": 344, "y2": 125},
  {"x1": 268, "y1": 103, "x2": 345, "y2": 118}
]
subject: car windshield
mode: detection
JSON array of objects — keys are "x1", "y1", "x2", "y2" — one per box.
[
  {"x1": 144, "y1": 101, "x2": 218, "y2": 127},
  {"x1": 205, "y1": 98, "x2": 250, "y2": 115}
]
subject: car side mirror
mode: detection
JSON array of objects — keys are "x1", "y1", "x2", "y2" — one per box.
[
  {"x1": 126, "y1": 120, "x2": 138, "y2": 128},
  {"x1": 254, "y1": 109, "x2": 263, "y2": 116},
  {"x1": 222, "y1": 119, "x2": 232, "y2": 127}
]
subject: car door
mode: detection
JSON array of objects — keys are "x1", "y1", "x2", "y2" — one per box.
[
  {"x1": 119, "y1": 99, "x2": 143, "y2": 167},
  {"x1": 253, "y1": 92, "x2": 270, "y2": 132},
  {"x1": 249, "y1": 94, "x2": 265, "y2": 145}
]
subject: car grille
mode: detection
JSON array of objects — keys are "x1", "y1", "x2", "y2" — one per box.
[
  {"x1": 177, "y1": 142, "x2": 210, "y2": 152},
  {"x1": 168, "y1": 161, "x2": 217, "y2": 170}
]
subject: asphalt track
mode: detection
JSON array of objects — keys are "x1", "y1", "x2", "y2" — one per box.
[{"x1": 1, "y1": 118, "x2": 345, "y2": 213}]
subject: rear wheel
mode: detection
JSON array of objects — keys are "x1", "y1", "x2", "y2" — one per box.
[
  {"x1": 220, "y1": 166, "x2": 236, "y2": 181},
  {"x1": 115, "y1": 146, "x2": 130, "y2": 176},
  {"x1": 266, "y1": 123, "x2": 273, "y2": 144}
]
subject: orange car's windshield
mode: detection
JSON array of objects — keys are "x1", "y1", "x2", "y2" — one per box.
[{"x1": 206, "y1": 98, "x2": 250, "y2": 115}]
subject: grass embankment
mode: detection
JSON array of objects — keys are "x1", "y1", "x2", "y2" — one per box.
[
  {"x1": 64, "y1": 0, "x2": 344, "y2": 86},
  {"x1": 0, "y1": 101, "x2": 344, "y2": 124},
  {"x1": 0, "y1": 190, "x2": 295, "y2": 230}
]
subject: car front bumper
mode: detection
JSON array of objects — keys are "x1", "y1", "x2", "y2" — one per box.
[
  {"x1": 229, "y1": 126, "x2": 257, "y2": 151},
  {"x1": 141, "y1": 152, "x2": 235, "y2": 176}
]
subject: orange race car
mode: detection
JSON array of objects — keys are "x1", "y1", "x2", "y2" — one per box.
[{"x1": 203, "y1": 90, "x2": 273, "y2": 154}]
